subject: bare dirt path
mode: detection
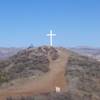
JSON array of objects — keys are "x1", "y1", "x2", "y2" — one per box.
[{"x1": 0, "y1": 49, "x2": 68, "y2": 100}]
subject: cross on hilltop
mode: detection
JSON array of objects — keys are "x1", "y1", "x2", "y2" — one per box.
[{"x1": 46, "y1": 30, "x2": 56, "y2": 46}]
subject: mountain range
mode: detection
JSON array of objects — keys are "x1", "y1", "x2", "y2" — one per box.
[
  {"x1": 70, "y1": 47, "x2": 100, "y2": 61},
  {"x1": 0, "y1": 48, "x2": 22, "y2": 60}
]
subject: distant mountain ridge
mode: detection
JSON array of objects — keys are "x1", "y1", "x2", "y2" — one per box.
[
  {"x1": 0, "y1": 48, "x2": 22, "y2": 60},
  {"x1": 70, "y1": 47, "x2": 100, "y2": 61}
]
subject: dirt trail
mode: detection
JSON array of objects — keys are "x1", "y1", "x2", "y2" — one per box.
[{"x1": 0, "y1": 49, "x2": 68, "y2": 100}]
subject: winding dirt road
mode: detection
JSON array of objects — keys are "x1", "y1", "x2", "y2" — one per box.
[{"x1": 0, "y1": 49, "x2": 68, "y2": 100}]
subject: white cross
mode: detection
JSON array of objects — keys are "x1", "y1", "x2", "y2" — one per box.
[{"x1": 46, "y1": 30, "x2": 56, "y2": 46}]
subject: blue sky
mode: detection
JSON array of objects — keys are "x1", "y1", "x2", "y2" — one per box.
[{"x1": 0, "y1": 0, "x2": 100, "y2": 47}]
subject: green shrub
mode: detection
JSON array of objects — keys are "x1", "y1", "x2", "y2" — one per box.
[{"x1": 0, "y1": 72, "x2": 8, "y2": 84}]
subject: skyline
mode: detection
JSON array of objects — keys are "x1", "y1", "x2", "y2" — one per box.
[{"x1": 0, "y1": 0, "x2": 100, "y2": 47}]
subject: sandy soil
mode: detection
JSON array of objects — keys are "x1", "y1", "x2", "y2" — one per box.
[{"x1": 0, "y1": 49, "x2": 68, "y2": 100}]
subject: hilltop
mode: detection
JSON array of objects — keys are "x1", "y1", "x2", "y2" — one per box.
[
  {"x1": 0, "y1": 46, "x2": 100, "y2": 100},
  {"x1": 0, "y1": 46, "x2": 59, "y2": 84}
]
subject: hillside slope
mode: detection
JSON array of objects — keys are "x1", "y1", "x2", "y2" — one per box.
[
  {"x1": 0, "y1": 46, "x2": 59, "y2": 85},
  {"x1": 0, "y1": 46, "x2": 100, "y2": 100},
  {"x1": 66, "y1": 50, "x2": 100, "y2": 100}
]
